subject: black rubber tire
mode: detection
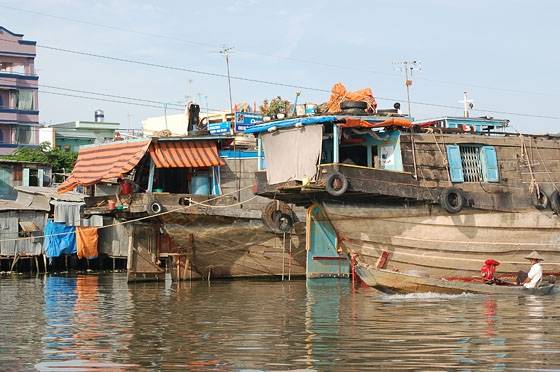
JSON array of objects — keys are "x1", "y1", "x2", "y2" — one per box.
[
  {"x1": 325, "y1": 172, "x2": 349, "y2": 197},
  {"x1": 261, "y1": 201, "x2": 295, "y2": 233},
  {"x1": 532, "y1": 189, "x2": 549, "y2": 210},
  {"x1": 340, "y1": 108, "x2": 367, "y2": 115},
  {"x1": 273, "y1": 212, "x2": 294, "y2": 233},
  {"x1": 551, "y1": 190, "x2": 560, "y2": 214},
  {"x1": 340, "y1": 100, "x2": 368, "y2": 110},
  {"x1": 440, "y1": 188, "x2": 466, "y2": 214},
  {"x1": 147, "y1": 201, "x2": 162, "y2": 215}
]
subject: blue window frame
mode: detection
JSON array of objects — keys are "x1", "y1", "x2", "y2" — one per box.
[{"x1": 446, "y1": 144, "x2": 499, "y2": 183}]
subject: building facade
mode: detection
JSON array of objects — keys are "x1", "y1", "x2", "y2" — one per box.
[
  {"x1": 45, "y1": 118, "x2": 120, "y2": 152},
  {"x1": 0, "y1": 27, "x2": 39, "y2": 154}
]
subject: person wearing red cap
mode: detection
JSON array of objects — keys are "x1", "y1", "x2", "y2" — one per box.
[{"x1": 480, "y1": 259, "x2": 500, "y2": 284}]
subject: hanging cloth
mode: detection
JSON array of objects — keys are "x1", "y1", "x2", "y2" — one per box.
[{"x1": 76, "y1": 226, "x2": 99, "y2": 259}]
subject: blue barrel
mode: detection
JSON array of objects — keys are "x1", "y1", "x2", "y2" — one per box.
[{"x1": 191, "y1": 174, "x2": 210, "y2": 195}]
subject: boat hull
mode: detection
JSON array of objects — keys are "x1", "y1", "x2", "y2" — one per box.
[
  {"x1": 356, "y1": 264, "x2": 555, "y2": 295},
  {"x1": 160, "y1": 212, "x2": 306, "y2": 280},
  {"x1": 320, "y1": 201, "x2": 560, "y2": 277}
]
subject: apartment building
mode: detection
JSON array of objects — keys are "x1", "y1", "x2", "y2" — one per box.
[{"x1": 0, "y1": 26, "x2": 39, "y2": 154}]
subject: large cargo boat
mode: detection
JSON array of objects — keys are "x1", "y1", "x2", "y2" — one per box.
[
  {"x1": 59, "y1": 134, "x2": 306, "y2": 281},
  {"x1": 247, "y1": 113, "x2": 560, "y2": 278}
]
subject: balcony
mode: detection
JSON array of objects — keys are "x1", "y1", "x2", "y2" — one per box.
[
  {"x1": 0, "y1": 72, "x2": 38, "y2": 89},
  {"x1": 0, "y1": 107, "x2": 39, "y2": 125}
]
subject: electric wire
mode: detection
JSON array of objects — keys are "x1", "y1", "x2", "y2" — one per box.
[
  {"x1": 1, "y1": 3, "x2": 557, "y2": 98},
  {"x1": 0, "y1": 185, "x2": 256, "y2": 243},
  {"x1": 0, "y1": 36, "x2": 558, "y2": 120}
]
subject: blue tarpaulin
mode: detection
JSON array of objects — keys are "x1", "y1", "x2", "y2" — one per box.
[
  {"x1": 44, "y1": 221, "x2": 76, "y2": 258},
  {"x1": 244, "y1": 116, "x2": 338, "y2": 134}
]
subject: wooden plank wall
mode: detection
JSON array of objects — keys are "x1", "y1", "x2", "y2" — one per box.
[{"x1": 401, "y1": 133, "x2": 560, "y2": 192}]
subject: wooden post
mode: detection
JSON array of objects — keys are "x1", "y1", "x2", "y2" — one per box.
[
  {"x1": 126, "y1": 236, "x2": 133, "y2": 280},
  {"x1": 64, "y1": 255, "x2": 68, "y2": 271},
  {"x1": 333, "y1": 123, "x2": 339, "y2": 163},
  {"x1": 34, "y1": 256, "x2": 39, "y2": 274},
  {"x1": 112, "y1": 257, "x2": 116, "y2": 271},
  {"x1": 43, "y1": 254, "x2": 47, "y2": 273}
]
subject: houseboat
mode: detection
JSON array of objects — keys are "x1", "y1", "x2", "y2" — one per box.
[
  {"x1": 58, "y1": 134, "x2": 306, "y2": 281},
  {"x1": 246, "y1": 112, "x2": 560, "y2": 278}
]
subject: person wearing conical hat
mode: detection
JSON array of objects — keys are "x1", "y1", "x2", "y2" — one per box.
[{"x1": 522, "y1": 251, "x2": 544, "y2": 288}]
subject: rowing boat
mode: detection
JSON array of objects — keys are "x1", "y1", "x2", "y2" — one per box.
[{"x1": 355, "y1": 263, "x2": 555, "y2": 295}]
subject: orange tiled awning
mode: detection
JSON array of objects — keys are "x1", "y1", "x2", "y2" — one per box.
[
  {"x1": 149, "y1": 140, "x2": 224, "y2": 168},
  {"x1": 58, "y1": 140, "x2": 151, "y2": 193}
]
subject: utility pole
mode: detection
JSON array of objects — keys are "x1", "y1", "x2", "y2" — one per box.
[
  {"x1": 394, "y1": 60, "x2": 421, "y2": 118},
  {"x1": 219, "y1": 46, "x2": 234, "y2": 113}
]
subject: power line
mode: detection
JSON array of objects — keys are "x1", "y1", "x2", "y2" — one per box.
[
  {"x1": 0, "y1": 36, "x2": 558, "y2": 120},
  {"x1": 1, "y1": 3, "x2": 557, "y2": 98},
  {"x1": 41, "y1": 90, "x2": 184, "y2": 110}
]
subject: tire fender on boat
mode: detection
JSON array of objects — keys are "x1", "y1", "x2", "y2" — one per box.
[
  {"x1": 325, "y1": 172, "x2": 349, "y2": 197},
  {"x1": 147, "y1": 201, "x2": 163, "y2": 215},
  {"x1": 550, "y1": 190, "x2": 560, "y2": 214},
  {"x1": 439, "y1": 187, "x2": 466, "y2": 214},
  {"x1": 531, "y1": 188, "x2": 549, "y2": 210}
]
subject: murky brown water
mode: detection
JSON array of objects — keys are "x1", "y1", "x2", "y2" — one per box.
[{"x1": 0, "y1": 274, "x2": 559, "y2": 371}]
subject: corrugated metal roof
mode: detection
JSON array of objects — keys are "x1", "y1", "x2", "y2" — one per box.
[
  {"x1": 15, "y1": 186, "x2": 85, "y2": 202},
  {"x1": 58, "y1": 140, "x2": 151, "y2": 193},
  {"x1": 149, "y1": 141, "x2": 224, "y2": 168}
]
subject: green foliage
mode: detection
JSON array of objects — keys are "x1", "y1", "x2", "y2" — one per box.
[
  {"x1": 260, "y1": 96, "x2": 291, "y2": 116},
  {"x1": 2, "y1": 142, "x2": 77, "y2": 173}
]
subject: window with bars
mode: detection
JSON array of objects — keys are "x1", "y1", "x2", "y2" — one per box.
[
  {"x1": 446, "y1": 144, "x2": 499, "y2": 183},
  {"x1": 459, "y1": 145, "x2": 483, "y2": 182}
]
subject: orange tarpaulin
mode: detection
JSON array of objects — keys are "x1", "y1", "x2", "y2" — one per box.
[
  {"x1": 76, "y1": 226, "x2": 98, "y2": 259},
  {"x1": 326, "y1": 83, "x2": 378, "y2": 113},
  {"x1": 340, "y1": 117, "x2": 413, "y2": 129},
  {"x1": 149, "y1": 141, "x2": 224, "y2": 168},
  {"x1": 58, "y1": 140, "x2": 151, "y2": 193}
]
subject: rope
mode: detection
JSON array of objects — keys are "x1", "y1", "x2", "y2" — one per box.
[
  {"x1": 0, "y1": 185, "x2": 255, "y2": 244},
  {"x1": 532, "y1": 137, "x2": 559, "y2": 192}
]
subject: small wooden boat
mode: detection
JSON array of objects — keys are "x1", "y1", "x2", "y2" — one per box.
[{"x1": 355, "y1": 263, "x2": 555, "y2": 295}]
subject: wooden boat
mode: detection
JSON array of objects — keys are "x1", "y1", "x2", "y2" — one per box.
[
  {"x1": 355, "y1": 263, "x2": 556, "y2": 295},
  {"x1": 61, "y1": 134, "x2": 306, "y2": 281},
  {"x1": 247, "y1": 113, "x2": 560, "y2": 278}
]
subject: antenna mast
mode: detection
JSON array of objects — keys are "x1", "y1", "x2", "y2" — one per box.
[
  {"x1": 395, "y1": 60, "x2": 421, "y2": 118},
  {"x1": 219, "y1": 46, "x2": 234, "y2": 114}
]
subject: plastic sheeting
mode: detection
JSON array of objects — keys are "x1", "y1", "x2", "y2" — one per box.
[
  {"x1": 43, "y1": 221, "x2": 76, "y2": 258},
  {"x1": 262, "y1": 125, "x2": 323, "y2": 185},
  {"x1": 244, "y1": 116, "x2": 337, "y2": 134},
  {"x1": 326, "y1": 83, "x2": 377, "y2": 113}
]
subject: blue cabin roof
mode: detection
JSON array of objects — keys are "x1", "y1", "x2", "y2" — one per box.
[{"x1": 413, "y1": 116, "x2": 509, "y2": 131}]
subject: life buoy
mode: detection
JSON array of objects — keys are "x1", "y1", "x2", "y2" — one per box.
[
  {"x1": 147, "y1": 201, "x2": 163, "y2": 215},
  {"x1": 531, "y1": 189, "x2": 549, "y2": 210},
  {"x1": 325, "y1": 172, "x2": 349, "y2": 197},
  {"x1": 551, "y1": 190, "x2": 560, "y2": 214},
  {"x1": 440, "y1": 187, "x2": 466, "y2": 214}
]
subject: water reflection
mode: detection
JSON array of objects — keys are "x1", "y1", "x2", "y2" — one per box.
[{"x1": 0, "y1": 275, "x2": 557, "y2": 370}]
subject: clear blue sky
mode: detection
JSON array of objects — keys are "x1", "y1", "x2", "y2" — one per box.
[{"x1": 1, "y1": 0, "x2": 558, "y2": 132}]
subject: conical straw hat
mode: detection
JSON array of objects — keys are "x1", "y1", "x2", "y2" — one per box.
[{"x1": 525, "y1": 251, "x2": 544, "y2": 261}]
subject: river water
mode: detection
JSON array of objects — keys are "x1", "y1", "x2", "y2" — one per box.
[{"x1": 0, "y1": 274, "x2": 559, "y2": 371}]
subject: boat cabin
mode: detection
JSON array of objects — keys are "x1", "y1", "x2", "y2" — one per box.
[
  {"x1": 58, "y1": 135, "x2": 262, "y2": 216},
  {"x1": 247, "y1": 114, "x2": 560, "y2": 213}
]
